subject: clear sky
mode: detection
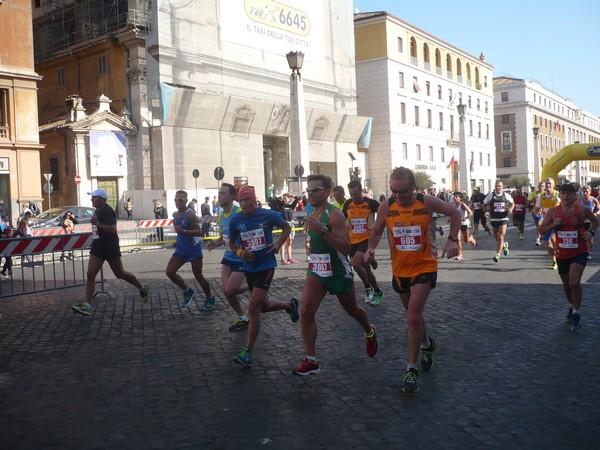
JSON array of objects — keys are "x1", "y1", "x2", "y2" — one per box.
[{"x1": 353, "y1": 0, "x2": 600, "y2": 117}]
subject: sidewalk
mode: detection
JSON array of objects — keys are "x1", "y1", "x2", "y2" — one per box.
[{"x1": 1, "y1": 226, "x2": 600, "y2": 449}]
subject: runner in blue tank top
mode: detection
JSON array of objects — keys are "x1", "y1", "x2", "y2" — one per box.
[
  {"x1": 166, "y1": 190, "x2": 215, "y2": 311},
  {"x1": 227, "y1": 185, "x2": 299, "y2": 368}
]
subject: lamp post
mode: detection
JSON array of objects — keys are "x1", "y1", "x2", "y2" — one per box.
[
  {"x1": 457, "y1": 102, "x2": 470, "y2": 195},
  {"x1": 532, "y1": 127, "x2": 540, "y2": 185},
  {"x1": 286, "y1": 51, "x2": 309, "y2": 194}
]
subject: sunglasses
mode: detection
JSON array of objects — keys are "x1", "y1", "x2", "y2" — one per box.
[
  {"x1": 391, "y1": 188, "x2": 411, "y2": 195},
  {"x1": 306, "y1": 187, "x2": 326, "y2": 194},
  {"x1": 174, "y1": 197, "x2": 187, "y2": 202}
]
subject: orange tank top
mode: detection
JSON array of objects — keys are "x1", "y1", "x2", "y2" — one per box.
[{"x1": 385, "y1": 194, "x2": 438, "y2": 277}]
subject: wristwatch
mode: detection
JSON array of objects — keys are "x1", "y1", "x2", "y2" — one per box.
[
  {"x1": 320, "y1": 224, "x2": 330, "y2": 235},
  {"x1": 448, "y1": 235, "x2": 458, "y2": 242},
  {"x1": 590, "y1": 230, "x2": 595, "y2": 236}
]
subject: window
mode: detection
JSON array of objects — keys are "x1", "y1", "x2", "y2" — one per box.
[
  {"x1": 98, "y1": 54, "x2": 108, "y2": 76},
  {"x1": 57, "y1": 68, "x2": 65, "y2": 88},
  {"x1": 477, "y1": 99, "x2": 480, "y2": 111},
  {"x1": 439, "y1": 112, "x2": 444, "y2": 131},
  {"x1": 413, "y1": 77, "x2": 420, "y2": 93},
  {"x1": 502, "y1": 114, "x2": 509, "y2": 124},
  {"x1": 468, "y1": 96, "x2": 472, "y2": 108},
  {"x1": 0, "y1": 89, "x2": 8, "y2": 139},
  {"x1": 49, "y1": 157, "x2": 60, "y2": 190},
  {"x1": 397, "y1": 37, "x2": 403, "y2": 53},
  {"x1": 501, "y1": 92, "x2": 509, "y2": 102},
  {"x1": 478, "y1": 122, "x2": 482, "y2": 138},
  {"x1": 400, "y1": 103, "x2": 406, "y2": 124},
  {"x1": 427, "y1": 109, "x2": 432, "y2": 128},
  {"x1": 448, "y1": 88, "x2": 453, "y2": 102},
  {"x1": 502, "y1": 132, "x2": 511, "y2": 151},
  {"x1": 486, "y1": 124, "x2": 490, "y2": 139},
  {"x1": 399, "y1": 72, "x2": 405, "y2": 88},
  {"x1": 441, "y1": 147, "x2": 445, "y2": 163},
  {"x1": 469, "y1": 120, "x2": 473, "y2": 136},
  {"x1": 429, "y1": 146, "x2": 434, "y2": 162},
  {"x1": 414, "y1": 106, "x2": 420, "y2": 126},
  {"x1": 488, "y1": 154, "x2": 491, "y2": 166},
  {"x1": 416, "y1": 144, "x2": 422, "y2": 160},
  {"x1": 425, "y1": 81, "x2": 431, "y2": 96},
  {"x1": 437, "y1": 85, "x2": 442, "y2": 100},
  {"x1": 479, "y1": 152, "x2": 483, "y2": 165},
  {"x1": 402, "y1": 142, "x2": 408, "y2": 160},
  {"x1": 485, "y1": 101, "x2": 488, "y2": 113},
  {"x1": 503, "y1": 157, "x2": 511, "y2": 168}
]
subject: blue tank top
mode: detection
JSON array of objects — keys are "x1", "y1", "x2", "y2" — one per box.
[
  {"x1": 219, "y1": 205, "x2": 243, "y2": 263},
  {"x1": 173, "y1": 209, "x2": 202, "y2": 254}
]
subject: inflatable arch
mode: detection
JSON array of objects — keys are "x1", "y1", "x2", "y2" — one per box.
[{"x1": 541, "y1": 143, "x2": 600, "y2": 184}]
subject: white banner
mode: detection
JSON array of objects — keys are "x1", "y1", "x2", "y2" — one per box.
[{"x1": 89, "y1": 131, "x2": 127, "y2": 177}]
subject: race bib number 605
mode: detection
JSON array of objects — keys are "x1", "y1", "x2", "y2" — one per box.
[{"x1": 393, "y1": 225, "x2": 422, "y2": 251}]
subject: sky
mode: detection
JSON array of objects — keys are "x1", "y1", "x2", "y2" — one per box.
[{"x1": 353, "y1": 0, "x2": 600, "y2": 117}]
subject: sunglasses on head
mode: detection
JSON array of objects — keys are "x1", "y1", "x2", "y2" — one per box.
[
  {"x1": 391, "y1": 187, "x2": 411, "y2": 195},
  {"x1": 306, "y1": 187, "x2": 326, "y2": 194}
]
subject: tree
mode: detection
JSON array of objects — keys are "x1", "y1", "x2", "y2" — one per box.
[
  {"x1": 507, "y1": 175, "x2": 531, "y2": 189},
  {"x1": 414, "y1": 171, "x2": 434, "y2": 190}
]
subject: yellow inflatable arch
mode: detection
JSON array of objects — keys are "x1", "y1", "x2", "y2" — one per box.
[{"x1": 541, "y1": 143, "x2": 600, "y2": 184}]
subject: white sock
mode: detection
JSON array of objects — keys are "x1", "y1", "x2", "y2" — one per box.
[
  {"x1": 573, "y1": 309, "x2": 580, "y2": 315},
  {"x1": 406, "y1": 363, "x2": 418, "y2": 371},
  {"x1": 240, "y1": 314, "x2": 248, "y2": 321},
  {"x1": 306, "y1": 356, "x2": 317, "y2": 362}
]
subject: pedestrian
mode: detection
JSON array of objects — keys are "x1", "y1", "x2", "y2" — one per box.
[
  {"x1": 292, "y1": 174, "x2": 378, "y2": 376},
  {"x1": 343, "y1": 180, "x2": 383, "y2": 305},
  {"x1": 579, "y1": 185, "x2": 600, "y2": 259},
  {"x1": 167, "y1": 190, "x2": 215, "y2": 311},
  {"x1": 125, "y1": 197, "x2": 133, "y2": 221},
  {"x1": 228, "y1": 185, "x2": 299, "y2": 367},
  {"x1": 200, "y1": 196, "x2": 212, "y2": 237},
  {"x1": 0, "y1": 199, "x2": 8, "y2": 224},
  {"x1": 187, "y1": 198, "x2": 197, "y2": 213},
  {"x1": 71, "y1": 189, "x2": 149, "y2": 316},
  {"x1": 470, "y1": 186, "x2": 490, "y2": 238},
  {"x1": 365, "y1": 166, "x2": 461, "y2": 393},
  {"x1": 153, "y1": 198, "x2": 166, "y2": 241},
  {"x1": 528, "y1": 182, "x2": 544, "y2": 245},
  {"x1": 512, "y1": 187, "x2": 528, "y2": 240},
  {"x1": 451, "y1": 191, "x2": 476, "y2": 260},
  {"x1": 538, "y1": 182, "x2": 598, "y2": 331},
  {"x1": 331, "y1": 186, "x2": 348, "y2": 210},
  {"x1": 0, "y1": 223, "x2": 14, "y2": 276},
  {"x1": 207, "y1": 183, "x2": 250, "y2": 331},
  {"x1": 279, "y1": 219, "x2": 299, "y2": 264},
  {"x1": 60, "y1": 210, "x2": 78, "y2": 261},
  {"x1": 535, "y1": 178, "x2": 561, "y2": 269},
  {"x1": 483, "y1": 180, "x2": 514, "y2": 263}
]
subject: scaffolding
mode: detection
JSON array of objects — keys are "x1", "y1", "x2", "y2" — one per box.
[{"x1": 33, "y1": 0, "x2": 151, "y2": 62}]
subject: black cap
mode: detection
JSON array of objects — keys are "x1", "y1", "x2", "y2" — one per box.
[{"x1": 559, "y1": 183, "x2": 576, "y2": 192}]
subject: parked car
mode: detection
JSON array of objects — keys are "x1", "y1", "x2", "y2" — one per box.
[{"x1": 28, "y1": 206, "x2": 96, "y2": 229}]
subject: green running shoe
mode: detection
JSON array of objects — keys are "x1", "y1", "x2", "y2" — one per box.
[
  {"x1": 364, "y1": 288, "x2": 374, "y2": 304},
  {"x1": 402, "y1": 368, "x2": 420, "y2": 393},
  {"x1": 140, "y1": 284, "x2": 150, "y2": 304},
  {"x1": 421, "y1": 336, "x2": 438, "y2": 371},
  {"x1": 370, "y1": 290, "x2": 384, "y2": 306},
  {"x1": 181, "y1": 288, "x2": 196, "y2": 308},
  {"x1": 503, "y1": 242, "x2": 509, "y2": 256},
  {"x1": 72, "y1": 302, "x2": 92, "y2": 316},
  {"x1": 201, "y1": 296, "x2": 216, "y2": 311},
  {"x1": 233, "y1": 347, "x2": 252, "y2": 367},
  {"x1": 228, "y1": 318, "x2": 249, "y2": 332}
]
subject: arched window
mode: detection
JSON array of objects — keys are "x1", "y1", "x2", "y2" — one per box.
[
  {"x1": 410, "y1": 37, "x2": 417, "y2": 58},
  {"x1": 475, "y1": 67, "x2": 481, "y2": 89},
  {"x1": 456, "y1": 58, "x2": 462, "y2": 80},
  {"x1": 435, "y1": 49, "x2": 442, "y2": 74},
  {"x1": 423, "y1": 43, "x2": 430, "y2": 67},
  {"x1": 446, "y1": 54, "x2": 452, "y2": 74}
]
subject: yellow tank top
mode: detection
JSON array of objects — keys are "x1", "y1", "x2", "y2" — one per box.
[{"x1": 385, "y1": 195, "x2": 438, "y2": 277}]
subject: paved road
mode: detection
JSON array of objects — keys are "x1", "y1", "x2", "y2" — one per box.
[{"x1": 1, "y1": 222, "x2": 600, "y2": 449}]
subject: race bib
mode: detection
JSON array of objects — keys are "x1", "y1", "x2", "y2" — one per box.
[
  {"x1": 493, "y1": 203, "x2": 506, "y2": 213},
  {"x1": 223, "y1": 235, "x2": 230, "y2": 246},
  {"x1": 240, "y1": 228, "x2": 267, "y2": 252},
  {"x1": 473, "y1": 202, "x2": 481, "y2": 209},
  {"x1": 515, "y1": 204, "x2": 524, "y2": 213},
  {"x1": 350, "y1": 218, "x2": 367, "y2": 234},
  {"x1": 308, "y1": 253, "x2": 333, "y2": 277},
  {"x1": 393, "y1": 225, "x2": 422, "y2": 251},
  {"x1": 556, "y1": 230, "x2": 578, "y2": 249},
  {"x1": 92, "y1": 225, "x2": 99, "y2": 240}
]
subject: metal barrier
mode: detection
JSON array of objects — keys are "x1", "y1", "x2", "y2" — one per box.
[{"x1": 0, "y1": 233, "x2": 103, "y2": 298}]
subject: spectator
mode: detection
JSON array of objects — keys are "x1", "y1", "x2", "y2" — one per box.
[
  {"x1": 153, "y1": 198, "x2": 167, "y2": 241},
  {"x1": 0, "y1": 199, "x2": 8, "y2": 224},
  {"x1": 60, "y1": 210, "x2": 78, "y2": 261},
  {"x1": 200, "y1": 196, "x2": 212, "y2": 237},
  {"x1": 125, "y1": 198, "x2": 133, "y2": 221},
  {"x1": 187, "y1": 198, "x2": 197, "y2": 213},
  {"x1": 0, "y1": 223, "x2": 13, "y2": 276}
]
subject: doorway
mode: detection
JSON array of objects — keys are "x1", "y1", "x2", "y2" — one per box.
[{"x1": 97, "y1": 178, "x2": 119, "y2": 215}]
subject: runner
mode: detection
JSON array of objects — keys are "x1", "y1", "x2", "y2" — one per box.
[
  {"x1": 292, "y1": 175, "x2": 378, "y2": 376},
  {"x1": 451, "y1": 191, "x2": 477, "y2": 260},
  {"x1": 511, "y1": 187, "x2": 528, "y2": 240},
  {"x1": 528, "y1": 182, "x2": 544, "y2": 245},
  {"x1": 578, "y1": 184, "x2": 600, "y2": 259},
  {"x1": 470, "y1": 186, "x2": 490, "y2": 238},
  {"x1": 207, "y1": 183, "x2": 250, "y2": 331},
  {"x1": 535, "y1": 178, "x2": 561, "y2": 269},
  {"x1": 365, "y1": 167, "x2": 461, "y2": 393},
  {"x1": 483, "y1": 180, "x2": 514, "y2": 263}
]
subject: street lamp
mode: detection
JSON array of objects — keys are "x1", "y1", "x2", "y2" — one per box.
[
  {"x1": 533, "y1": 127, "x2": 540, "y2": 185},
  {"x1": 457, "y1": 102, "x2": 470, "y2": 195},
  {"x1": 286, "y1": 51, "x2": 309, "y2": 194}
]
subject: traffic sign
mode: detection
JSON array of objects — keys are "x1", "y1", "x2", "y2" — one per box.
[
  {"x1": 294, "y1": 164, "x2": 304, "y2": 177},
  {"x1": 43, "y1": 182, "x2": 54, "y2": 194},
  {"x1": 43, "y1": 173, "x2": 53, "y2": 182},
  {"x1": 214, "y1": 166, "x2": 225, "y2": 181},
  {"x1": 192, "y1": 169, "x2": 200, "y2": 179},
  {"x1": 74, "y1": 175, "x2": 81, "y2": 185}
]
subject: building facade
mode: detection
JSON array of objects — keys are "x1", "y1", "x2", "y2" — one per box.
[
  {"x1": 354, "y1": 11, "x2": 496, "y2": 197},
  {"x1": 33, "y1": 0, "x2": 369, "y2": 206},
  {"x1": 493, "y1": 76, "x2": 600, "y2": 186},
  {"x1": 0, "y1": 0, "x2": 44, "y2": 222}
]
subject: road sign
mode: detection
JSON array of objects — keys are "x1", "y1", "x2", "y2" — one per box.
[
  {"x1": 294, "y1": 164, "x2": 304, "y2": 177},
  {"x1": 43, "y1": 182, "x2": 54, "y2": 194},
  {"x1": 43, "y1": 173, "x2": 53, "y2": 182},
  {"x1": 214, "y1": 166, "x2": 225, "y2": 181},
  {"x1": 74, "y1": 175, "x2": 81, "y2": 185},
  {"x1": 192, "y1": 169, "x2": 200, "y2": 179}
]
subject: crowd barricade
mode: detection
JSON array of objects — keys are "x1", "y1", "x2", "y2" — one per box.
[{"x1": 0, "y1": 232, "x2": 104, "y2": 298}]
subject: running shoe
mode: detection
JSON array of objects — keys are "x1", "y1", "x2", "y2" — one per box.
[
  {"x1": 551, "y1": 259, "x2": 558, "y2": 270},
  {"x1": 201, "y1": 296, "x2": 216, "y2": 311},
  {"x1": 292, "y1": 358, "x2": 321, "y2": 376},
  {"x1": 370, "y1": 291, "x2": 384, "y2": 306},
  {"x1": 587, "y1": 255, "x2": 592, "y2": 260},
  {"x1": 233, "y1": 347, "x2": 252, "y2": 367},
  {"x1": 455, "y1": 253, "x2": 463, "y2": 261},
  {"x1": 535, "y1": 239, "x2": 541, "y2": 246},
  {"x1": 288, "y1": 297, "x2": 299, "y2": 323},
  {"x1": 493, "y1": 254, "x2": 500, "y2": 263},
  {"x1": 565, "y1": 308, "x2": 573, "y2": 324},
  {"x1": 140, "y1": 284, "x2": 150, "y2": 304},
  {"x1": 72, "y1": 302, "x2": 92, "y2": 316},
  {"x1": 421, "y1": 336, "x2": 438, "y2": 371},
  {"x1": 438, "y1": 226, "x2": 444, "y2": 236},
  {"x1": 370, "y1": 258, "x2": 378, "y2": 270},
  {"x1": 503, "y1": 242, "x2": 509, "y2": 256},
  {"x1": 229, "y1": 318, "x2": 249, "y2": 332},
  {"x1": 365, "y1": 325, "x2": 379, "y2": 357},
  {"x1": 402, "y1": 368, "x2": 420, "y2": 393},
  {"x1": 571, "y1": 313, "x2": 582, "y2": 332},
  {"x1": 181, "y1": 288, "x2": 196, "y2": 308},
  {"x1": 485, "y1": 226, "x2": 491, "y2": 236},
  {"x1": 364, "y1": 287, "x2": 374, "y2": 304},
  {"x1": 519, "y1": 233, "x2": 524, "y2": 240}
]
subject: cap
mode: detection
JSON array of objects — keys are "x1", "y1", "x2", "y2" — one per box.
[
  {"x1": 559, "y1": 183, "x2": 576, "y2": 193},
  {"x1": 88, "y1": 189, "x2": 108, "y2": 199},
  {"x1": 237, "y1": 185, "x2": 256, "y2": 200},
  {"x1": 473, "y1": 186, "x2": 480, "y2": 191}
]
